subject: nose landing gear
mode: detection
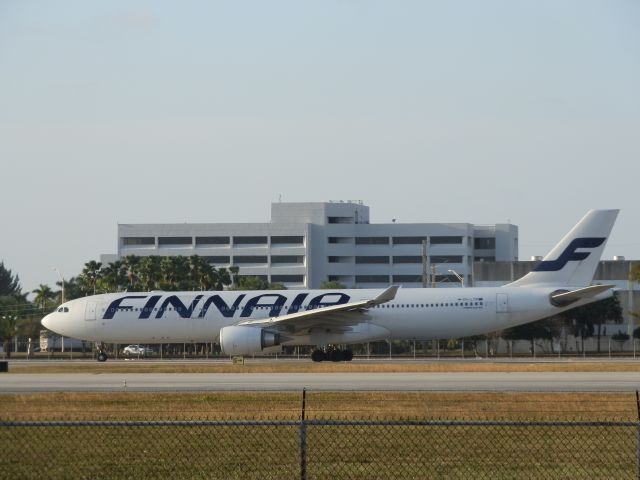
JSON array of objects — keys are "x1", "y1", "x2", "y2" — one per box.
[
  {"x1": 311, "y1": 347, "x2": 353, "y2": 362},
  {"x1": 96, "y1": 343, "x2": 108, "y2": 362}
]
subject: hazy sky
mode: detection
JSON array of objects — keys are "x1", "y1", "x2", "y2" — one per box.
[{"x1": 1, "y1": 1, "x2": 639, "y2": 294}]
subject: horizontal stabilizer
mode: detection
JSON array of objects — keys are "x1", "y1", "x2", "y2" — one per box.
[{"x1": 550, "y1": 284, "x2": 614, "y2": 307}]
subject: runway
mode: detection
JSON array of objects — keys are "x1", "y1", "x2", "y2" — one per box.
[{"x1": 3, "y1": 371, "x2": 640, "y2": 392}]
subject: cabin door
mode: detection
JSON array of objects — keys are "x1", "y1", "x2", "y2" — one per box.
[
  {"x1": 85, "y1": 301, "x2": 97, "y2": 321},
  {"x1": 496, "y1": 294, "x2": 509, "y2": 314}
]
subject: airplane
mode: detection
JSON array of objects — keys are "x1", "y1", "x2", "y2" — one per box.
[{"x1": 42, "y1": 209, "x2": 619, "y2": 362}]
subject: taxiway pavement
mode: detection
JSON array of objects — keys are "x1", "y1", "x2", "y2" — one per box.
[{"x1": 2, "y1": 371, "x2": 640, "y2": 393}]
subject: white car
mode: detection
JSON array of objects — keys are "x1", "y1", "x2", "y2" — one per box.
[{"x1": 123, "y1": 345, "x2": 153, "y2": 356}]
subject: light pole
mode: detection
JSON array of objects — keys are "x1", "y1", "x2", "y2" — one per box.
[
  {"x1": 53, "y1": 268, "x2": 65, "y2": 303},
  {"x1": 53, "y1": 268, "x2": 66, "y2": 353},
  {"x1": 448, "y1": 269, "x2": 464, "y2": 287}
]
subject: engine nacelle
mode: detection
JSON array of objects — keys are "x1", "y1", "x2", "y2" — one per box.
[{"x1": 219, "y1": 325, "x2": 281, "y2": 356}]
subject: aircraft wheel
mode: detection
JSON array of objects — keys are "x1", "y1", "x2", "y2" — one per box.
[
  {"x1": 311, "y1": 350, "x2": 325, "y2": 362},
  {"x1": 97, "y1": 352, "x2": 108, "y2": 362}
]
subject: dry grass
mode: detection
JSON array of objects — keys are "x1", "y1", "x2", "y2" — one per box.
[
  {"x1": 9, "y1": 359, "x2": 640, "y2": 374},
  {"x1": 0, "y1": 391, "x2": 636, "y2": 422},
  {"x1": 3, "y1": 391, "x2": 636, "y2": 479}
]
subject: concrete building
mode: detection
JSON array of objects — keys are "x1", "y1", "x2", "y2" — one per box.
[{"x1": 101, "y1": 201, "x2": 518, "y2": 289}]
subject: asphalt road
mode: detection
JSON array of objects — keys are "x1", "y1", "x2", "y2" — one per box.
[{"x1": 2, "y1": 371, "x2": 640, "y2": 392}]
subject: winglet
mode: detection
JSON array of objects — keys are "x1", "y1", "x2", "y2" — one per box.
[{"x1": 369, "y1": 285, "x2": 399, "y2": 306}]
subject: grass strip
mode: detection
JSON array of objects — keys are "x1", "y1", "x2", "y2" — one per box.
[{"x1": 9, "y1": 360, "x2": 640, "y2": 374}]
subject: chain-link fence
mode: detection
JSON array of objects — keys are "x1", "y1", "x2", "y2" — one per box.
[
  {"x1": 7, "y1": 335, "x2": 640, "y2": 360},
  {"x1": 1, "y1": 419, "x2": 638, "y2": 479}
]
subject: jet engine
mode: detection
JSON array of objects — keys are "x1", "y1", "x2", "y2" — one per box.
[{"x1": 219, "y1": 325, "x2": 281, "y2": 356}]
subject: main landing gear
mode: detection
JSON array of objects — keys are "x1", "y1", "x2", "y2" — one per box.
[
  {"x1": 97, "y1": 343, "x2": 108, "y2": 362},
  {"x1": 311, "y1": 347, "x2": 353, "y2": 362}
]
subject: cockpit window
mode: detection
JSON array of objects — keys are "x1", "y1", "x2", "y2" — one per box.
[
  {"x1": 57, "y1": 307, "x2": 63, "y2": 312},
  {"x1": 57, "y1": 307, "x2": 70, "y2": 313},
  {"x1": 64, "y1": 307, "x2": 69, "y2": 312}
]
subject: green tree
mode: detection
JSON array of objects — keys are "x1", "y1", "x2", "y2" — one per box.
[
  {"x1": 138, "y1": 256, "x2": 161, "y2": 291},
  {"x1": 173, "y1": 256, "x2": 191, "y2": 290},
  {"x1": 55, "y1": 277, "x2": 83, "y2": 301},
  {"x1": 320, "y1": 280, "x2": 347, "y2": 289},
  {"x1": 99, "y1": 261, "x2": 127, "y2": 293},
  {"x1": 231, "y1": 276, "x2": 270, "y2": 290},
  {"x1": 228, "y1": 275, "x2": 286, "y2": 291},
  {"x1": 0, "y1": 261, "x2": 21, "y2": 297},
  {"x1": 188, "y1": 255, "x2": 213, "y2": 290},
  {"x1": 501, "y1": 317, "x2": 562, "y2": 354},
  {"x1": 630, "y1": 263, "x2": 640, "y2": 284},
  {"x1": 562, "y1": 296, "x2": 623, "y2": 353},
  {"x1": 630, "y1": 264, "x2": 640, "y2": 323},
  {"x1": 0, "y1": 296, "x2": 20, "y2": 358},
  {"x1": 212, "y1": 267, "x2": 233, "y2": 291},
  {"x1": 123, "y1": 255, "x2": 142, "y2": 290},
  {"x1": 80, "y1": 260, "x2": 103, "y2": 295},
  {"x1": 32, "y1": 284, "x2": 56, "y2": 309},
  {"x1": 159, "y1": 256, "x2": 189, "y2": 290}
]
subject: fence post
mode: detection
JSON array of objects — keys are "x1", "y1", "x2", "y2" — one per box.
[
  {"x1": 636, "y1": 390, "x2": 640, "y2": 479},
  {"x1": 300, "y1": 388, "x2": 307, "y2": 480}
]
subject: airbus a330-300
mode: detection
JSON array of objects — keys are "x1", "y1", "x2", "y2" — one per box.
[{"x1": 42, "y1": 210, "x2": 619, "y2": 362}]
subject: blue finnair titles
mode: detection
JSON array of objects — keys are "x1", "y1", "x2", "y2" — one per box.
[
  {"x1": 41, "y1": 209, "x2": 620, "y2": 362},
  {"x1": 102, "y1": 292, "x2": 351, "y2": 320}
]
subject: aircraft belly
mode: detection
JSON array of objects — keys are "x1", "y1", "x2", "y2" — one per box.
[{"x1": 380, "y1": 309, "x2": 500, "y2": 340}]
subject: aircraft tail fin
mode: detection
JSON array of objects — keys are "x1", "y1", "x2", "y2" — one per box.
[{"x1": 509, "y1": 209, "x2": 619, "y2": 288}]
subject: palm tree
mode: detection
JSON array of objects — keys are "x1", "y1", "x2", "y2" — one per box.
[
  {"x1": 32, "y1": 284, "x2": 55, "y2": 309},
  {"x1": 100, "y1": 261, "x2": 126, "y2": 293},
  {"x1": 81, "y1": 261, "x2": 103, "y2": 295},
  {"x1": 213, "y1": 267, "x2": 233, "y2": 291},
  {"x1": 55, "y1": 277, "x2": 81, "y2": 301},
  {"x1": 138, "y1": 256, "x2": 161, "y2": 291},
  {"x1": 123, "y1": 255, "x2": 141, "y2": 290},
  {"x1": 189, "y1": 255, "x2": 213, "y2": 290},
  {"x1": 160, "y1": 256, "x2": 176, "y2": 290},
  {"x1": 173, "y1": 256, "x2": 190, "y2": 290}
]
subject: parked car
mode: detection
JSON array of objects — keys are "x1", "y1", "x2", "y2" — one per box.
[{"x1": 123, "y1": 345, "x2": 153, "y2": 356}]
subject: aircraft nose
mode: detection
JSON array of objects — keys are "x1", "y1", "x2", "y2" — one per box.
[{"x1": 41, "y1": 313, "x2": 53, "y2": 329}]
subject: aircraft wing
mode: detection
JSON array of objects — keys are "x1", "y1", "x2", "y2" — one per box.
[{"x1": 238, "y1": 285, "x2": 399, "y2": 333}]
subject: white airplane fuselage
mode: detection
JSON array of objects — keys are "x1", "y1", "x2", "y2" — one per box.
[
  {"x1": 40, "y1": 209, "x2": 620, "y2": 359},
  {"x1": 43, "y1": 286, "x2": 610, "y2": 346}
]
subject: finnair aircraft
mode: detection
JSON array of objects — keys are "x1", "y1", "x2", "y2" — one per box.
[{"x1": 42, "y1": 210, "x2": 618, "y2": 362}]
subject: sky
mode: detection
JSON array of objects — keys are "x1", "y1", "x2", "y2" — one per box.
[{"x1": 1, "y1": 1, "x2": 639, "y2": 295}]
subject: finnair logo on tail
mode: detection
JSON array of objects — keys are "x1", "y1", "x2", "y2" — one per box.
[{"x1": 533, "y1": 237, "x2": 606, "y2": 272}]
